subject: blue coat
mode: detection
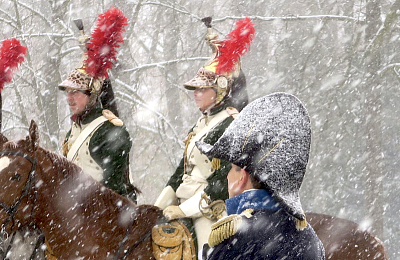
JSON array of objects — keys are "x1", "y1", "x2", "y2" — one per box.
[{"x1": 203, "y1": 190, "x2": 325, "y2": 260}]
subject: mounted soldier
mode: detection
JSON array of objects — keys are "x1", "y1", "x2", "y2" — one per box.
[
  {"x1": 58, "y1": 8, "x2": 139, "y2": 202},
  {"x1": 154, "y1": 17, "x2": 254, "y2": 257}
]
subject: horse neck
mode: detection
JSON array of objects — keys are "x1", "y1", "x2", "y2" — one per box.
[{"x1": 32, "y1": 148, "x2": 133, "y2": 245}]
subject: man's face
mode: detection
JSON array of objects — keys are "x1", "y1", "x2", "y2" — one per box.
[
  {"x1": 193, "y1": 87, "x2": 217, "y2": 112},
  {"x1": 66, "y1": 89, "x2": 90, "y2": 115},
  {"x1": 227, "y1": 164, "x2": 243, "y2": 198}
]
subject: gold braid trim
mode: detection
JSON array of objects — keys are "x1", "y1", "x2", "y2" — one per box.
[
  {"x1": 295, "y1": 216, "x2": 308, "y2": 231},
  {"x1": 211, "y1": 158, "x2": 221, "y2": 170},
  {"x1": 242, "y1": 121, "x2": 257, "y2": 152},
  {"x1": 61, "y1": 140, "x2": 69, "y2": 157},
  {"x1": 257, "y1": 138, "x2": 285, "y2": 164},
  {"x1": 183, "y1": 132, "x2": 195, "y2": 174},
  {"x1": 208, "y1": 209, "x2": 254, "y2": 247},
  {"x1": 208, "y1": 214, "x2": 242, "y2": 247},
  {"x1": 44, "y1": 238, "x2": 58, "y2": 260}
]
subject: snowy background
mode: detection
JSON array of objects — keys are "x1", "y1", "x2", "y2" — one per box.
[{"x1": 0, "y1": 0, "x2": 398, "y2": 259}]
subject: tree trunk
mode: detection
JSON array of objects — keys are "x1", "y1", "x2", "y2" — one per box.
[
  {"x1": 163, "y1": 2, "x2": 183, "y2": 135},
  {"x1": 363, "y1": 0, "x2": 384, "y2": 239}
]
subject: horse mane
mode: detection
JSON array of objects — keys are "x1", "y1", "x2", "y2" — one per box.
[
  {"x1": 2, "y1": 138, "x2": 84, "y2": 181},
  {"x1": 3, "y1": 138, "x2": 133, "y2": 213},
  {"x1": 38, "y1": 147, "x2": 133, "y2": 211},
  {"x1": 41, "y1": 147, "x2": 81, "y2": 176}
]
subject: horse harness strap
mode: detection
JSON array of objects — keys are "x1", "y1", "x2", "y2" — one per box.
[
  {"x1": 0, "y1": 151, "x2": 36, "y2": 218},
  {"x1": 0, "y1": 150, "x2": 38, "y2": 260},
  {"x1": 113, "y1": 220, "x2": 153, "y2": 260}
]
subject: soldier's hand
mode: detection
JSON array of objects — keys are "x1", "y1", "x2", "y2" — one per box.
[{"x1": 163, "y1": 205, "x2": 186, "y2": 220}]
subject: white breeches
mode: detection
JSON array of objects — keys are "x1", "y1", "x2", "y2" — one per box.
[{"x1": 193, "y1": 216, "x2": 214, "y2": 255}]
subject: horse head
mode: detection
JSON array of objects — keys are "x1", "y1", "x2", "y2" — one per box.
[
  {"x1": 0, "y1": 120, "x2": 40, "y2": 234},
  {"x1": 0, "y1": 120, "x2": 166, "y2": 259}
]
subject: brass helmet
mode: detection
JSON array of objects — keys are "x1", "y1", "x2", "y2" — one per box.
[
  {"x1": 184, "y1": 17, "x2": 254, "y2": 105},
  {"x1": 58, "y1": 7, "x2": 127, "y2": 106},
  {"x1": 58, "y1": 67, "x2": 104, "y2": 106},
  {"x1": 58, "y1": 19, "x2": 101, "y2": 99}
]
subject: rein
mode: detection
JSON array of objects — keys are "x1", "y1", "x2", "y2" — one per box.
[
  {"x1": 0, "y1": 150, "x2": 38, "y2": 259},
  {"x1": 114, "y1": 225, "x2": 152, "y2": 260},
  {"x1": 0, "y1": 150, "x2": 154, "y2": 259},
  {"x1": 0, "y1": 151, "x2": 36, "y2": 227}
]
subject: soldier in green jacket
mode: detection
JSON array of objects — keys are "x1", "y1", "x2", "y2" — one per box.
[
  {"x1": 59, "y1": 74, "x2": 134, "y2": 199},
  {"x1": 57, "y1": 14, "x2": 137, "y2": 201},
  {"x1": 155, "y1": 17, "x2": 254, "y2": 256}
]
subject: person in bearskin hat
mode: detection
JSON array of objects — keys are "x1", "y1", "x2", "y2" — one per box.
[
  {"x1": 58, "y1": 8, "x2": 138, "y2": 202},
  {"x1": 196, "y1": 93, "x2": 326, "y2": 259},
  {"x1": 154, "y1": 17, "x2": 254, "y2": 256}
]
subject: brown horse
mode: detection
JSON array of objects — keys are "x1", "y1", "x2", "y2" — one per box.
[
  {"x1": 0, "y1": 121, "x2": 389, "y2": 260},
  {"x1": 0, "y1": 121, "x2": 163, "y2": 260},
  {"x1": 307, "y1": 213, "x2": 388, "y2": 260}
]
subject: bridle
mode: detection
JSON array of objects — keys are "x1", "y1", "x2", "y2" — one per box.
[
  {"x1": 0, "y1": 149, "x2": 151, "y2": 259},
  {"x1": 0, "y1": 150, "x2": 37, "y2": 225},
  {"x1": 0, "y1": 150, "x2": 37, "y2": 259}
]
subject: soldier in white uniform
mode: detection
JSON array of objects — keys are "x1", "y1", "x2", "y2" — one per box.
[{"x1": 154, "y1": 17, "x2": 254, "y2": 256}]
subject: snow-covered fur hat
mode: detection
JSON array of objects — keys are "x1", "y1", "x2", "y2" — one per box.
[{"x1": 196, "y1": 93, "x2": 311, "y2": 222}]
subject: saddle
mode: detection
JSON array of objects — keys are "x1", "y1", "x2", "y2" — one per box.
[{"x1": 152, "y1": 221, "x2": 196, "y2": 260}]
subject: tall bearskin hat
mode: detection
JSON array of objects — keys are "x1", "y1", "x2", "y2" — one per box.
[
  {"x1": 58, "y1": 7, "x2": 128, "y2": 106},
  {"x1": 184, "y1": 17, "x2": 255, "y2": 105},
  {"x1": 196, "y1": 93, "x2": 311, "y2": 225}
]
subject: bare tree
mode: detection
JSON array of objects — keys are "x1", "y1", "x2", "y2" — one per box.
[{"x1": 0, "y1": 0, "x2": 399, "y2": 258}]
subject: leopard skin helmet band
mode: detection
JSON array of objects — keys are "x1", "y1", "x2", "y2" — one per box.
[{"x1": 58, "y1": 68, "x2": 104, "y2": 105}]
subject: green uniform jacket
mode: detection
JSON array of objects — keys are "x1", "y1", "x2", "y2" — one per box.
[
  {"x1": 64, "y1": 103, "x2": 132, "y2": 196},
  {"x1": 166, "y1": 103, "x2": 235, "y2": 202}
]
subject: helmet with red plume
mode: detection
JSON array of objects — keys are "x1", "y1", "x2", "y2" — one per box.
[
  {"x1": 58, "y1": 7, "x2": 127, "y2": 109},
  {"x1": 0, "y1": 38, "x2": 27, "y2": 93},
  {"x1": 0, "y1": 38, "x2": 27, "y2": 130},
  {"x1": 184, "y1": 17, "x2": 254, "y2": 107}
]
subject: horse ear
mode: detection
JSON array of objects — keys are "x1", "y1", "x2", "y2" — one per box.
[
  {"x1": 0, "y1": 133, "x2": 8, "y2": 147},
  {"x1": 28, "y1": 120, "x2": 40, "y2": 150}
]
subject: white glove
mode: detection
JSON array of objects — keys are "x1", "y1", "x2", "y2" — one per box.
[{"x1": 163, "y1": 205, "x2": 186, "y2": 220}]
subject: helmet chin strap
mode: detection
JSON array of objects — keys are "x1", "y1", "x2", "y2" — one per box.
[
  {"x1": 87, "y1": 93, "x2": 99, "y2": 108},
  {"x1": 87, "y1": 77, "x2": 103, "y2": 107}
]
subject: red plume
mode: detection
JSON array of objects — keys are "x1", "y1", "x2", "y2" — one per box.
[
  {"x1": 0, "y1": 38, "x2": 27, "y2": 92},
  {"x1": 216, "y1": 17, "x2": 255, "y2": 75},
  {"x1": 85, "y1": 6, "x2": 128, "y2": 79}
]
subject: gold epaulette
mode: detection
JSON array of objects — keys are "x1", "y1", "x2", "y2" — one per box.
[
  {"x1": 102, "y1": 109, "x2": 124, "y2": 126},
  {"x1": 226, "y1": 107, "x2": 239, "y2": 119},
  {"x1": 208, "y1": 209, "x2": 254, "y2": 247}
]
